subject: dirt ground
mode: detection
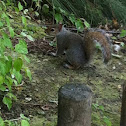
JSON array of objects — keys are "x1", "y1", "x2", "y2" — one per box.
[{"x1": 1, "y1": 47, "x2": 126, "y2": 125}]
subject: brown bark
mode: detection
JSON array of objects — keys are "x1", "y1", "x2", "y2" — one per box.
[{"x1": 57, "y1": 83, "x2": 92, "y2": 126}]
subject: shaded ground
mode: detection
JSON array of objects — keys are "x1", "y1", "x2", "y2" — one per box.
[{"x1": 1, "y1": 47, "x2": 125, "y2": 125}]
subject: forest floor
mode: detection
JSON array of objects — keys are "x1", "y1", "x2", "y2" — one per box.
[{"x1": 2, "y1": 44, "x2": 126, "y2": 125}]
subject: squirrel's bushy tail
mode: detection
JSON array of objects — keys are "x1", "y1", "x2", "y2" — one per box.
[{"x1": 84, "y1": 31, "x2": 111, "y2": 63}]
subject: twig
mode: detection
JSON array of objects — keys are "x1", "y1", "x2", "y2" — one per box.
[
  {"x1": 62, "y1": 71, "x2": 68, "y2": 75},
  {"x1": 8, "y1": 117, "x2": 21, "y2": 122},
  {"x1": 22, "y1": 102, "x2": 42, "y2": 106}
]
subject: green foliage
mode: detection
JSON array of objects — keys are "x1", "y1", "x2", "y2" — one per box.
[
  {"x1": 53, "y1": 7, "x2": 90, "y2": 31},
  {"x1": 22, "y1": 16, "x2": 27, "y2": 28},
  {"x1": 0, "y1": 117, "x2": 5, "y2": 126},
  {"x1": 15, "y1": 40, "x2": 28, "y2": 54},
  {"x1": 49, "y1": 41, "x2": 57, "y2": 47},
  {"x1": 92, "y1": 103, "x2": 112, "y2": 126},
  {"x1": 75, "y1": 19, "x2": 84, "y2": 31},
  {"x1": 54, "y1": 13, "x2": 63, "y2": 24},
  {"x1": 21, "y1": 32, "x2": 35, "y2": 41},
  {"x1": 51, "y1": 0, "x2": 103, "y2": 26},
  {"x1": 0, "y1": 114, "x2": 30, "y2": 126},
  {"x1": 120, "y1": 30, "x2": 126, "y2": 38},
  {"x1": 18, "y1": 2, "x2": 23, "y2": 11},
  {"x1": 21, "y1": 120, "x2": 30, "y2": 126},
  {"x1": 14, "y1": 58, "x2": 23, "y2": 71},
  {"x1": 51, "y1": 0, "x2": 126, "y2": 26},
  {"x1": 24, "y1": 67, "x2": 32, "y2": 81},
  {"x1": 0, "y1": 1, "x2": 32, "y2": 110},
  {"x1": 42, "y1": 4, "x2": 49, "y2": 14}
]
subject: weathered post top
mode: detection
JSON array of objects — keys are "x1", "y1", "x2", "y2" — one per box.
[{"x1": 58, "y1": 83, "x2": 92, "y2": 126}]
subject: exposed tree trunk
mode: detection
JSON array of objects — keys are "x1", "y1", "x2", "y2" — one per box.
[
  {"x1": 57, "y1": 83, "x2": 92, "y2": 126},
  {"x1": 120, "y1": 84, "x2": 126, "y2": 126}
]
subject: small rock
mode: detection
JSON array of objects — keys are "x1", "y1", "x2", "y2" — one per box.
[
  {"x1": 113, "y1": 66, "x2": 116, "y2": 70},
  {"x1": 25, "y1": 97, "x2": 32, "y2": 102}
]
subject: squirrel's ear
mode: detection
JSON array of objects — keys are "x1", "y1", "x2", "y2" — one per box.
[{"x1": 58, "y1": 22, "x2": 63, "y2": 32}]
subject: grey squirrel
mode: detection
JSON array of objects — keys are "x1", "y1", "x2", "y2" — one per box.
[{"x1": 56, "y1": 24, "x2": 111, "y2": 69}]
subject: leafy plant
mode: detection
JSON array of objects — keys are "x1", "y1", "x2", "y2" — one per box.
[
  {"x1": 53, "y1": 6, "x2": 90, "y2": 31},
  {"x1": 49, "y1": 41, "x2": 57, "y2": 47},
  {"x1": 120, "y1": 30, "x2": 126, "y2": 38},
  {"x1": 42, "y1": 4, "x2": 49, "y2": 14},
  {"x1": 92, "y1": 103, "x2": 112, "y2": 126},
  {"x1": 0, "y1": 1, "x2": 32, "y2": 110},
  {"x1": 0, "y1": 114, "x2": 30, "y2": 126}
]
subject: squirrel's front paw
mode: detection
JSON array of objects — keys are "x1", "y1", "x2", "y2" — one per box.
[
  {"x1": 63, "y1": 63, "x2": 74, "y2": 69},
  {"x1": 48, "y1": 52, "x2": 57, "y2": 57}
]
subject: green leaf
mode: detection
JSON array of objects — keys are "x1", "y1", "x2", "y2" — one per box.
[
  {"x1": 75, "y1": 19, "x2": 84, "y2": 32},
  {"x1": 0, "y1": 38, "x2": 5, "y2": 54},
  {"x1": 0, "y1": 60, "x2": 6, "y2": 76},
  {"x1": 3, "y1": 38, "x2": 12, "y2": 48},
  {"x1": 49, "y1": 41, "x2": 57, "y2": 47},
  {"x1": 111, "y1": 36, "x2": 117, "y2": 40},
  {"x1": 7, "y1": 93, "x2": 17, "y2": 100},
  {"x1": 95, "y1": 42, "x2": 101, "y2": 50},
  {"x1": 13, "y1": 69, "x2": 22, "y2": 83},
  {"x1": 20, "y1": 114, "x2": 30, "y2": 120},
  {"x1": 42, "y1": 4, "x2": 49, "y2": 13},
  {"x1": 26, "y1": 35, "x2": 35, "y2": 41},
  {"x1": 14, "y1": 7, "x2": 19, "y2": 13},
  {"x1": 54, "y1": 13, "x2": 63, "y2": 23},
  {"x1": 35, "y1": 11, "x2": 39, "y2": 16},
  {"x1": 14, "y1": 58, "x2": 23, "y2": 71},
  {"x1": 0, "y1": 22, "x2": 4, "y2": 27},
  {"x1": 21, "y1": 32, "x2": 27, "y2": 37},
  {"x1": 4, "y1": 120, "x2": 12, "y2": 126},
  {"x1": 6, "y1": 76, "x2": 13, "y2": 90},
  {"x1": 2, "y1": 33, "x2": 12, "y2": 48},
  {"x1": 24, "y1": 67, "x2": 32, "y2": 81},
  {"x1": 120, "y1": 30, "x2": 126, "y2": 38},
  {"x1": 9, "y1": 27, "x2": 14, "y2": 37},
  {"x1": 6, "y1": 16, "x2": 10, "y2": 27},
  {"x1": 121, "y1": 42, "x2": 125, "y2": 47},
  {"x1": 21, "y1": 120, "x2": 30, "y2": 126},
  {"x1": 59, "y1": 8, "x2": 67, "y2": 15},
  {"x1": 84, "y1": 20, "x2": 90, "y2": 28},
  {"x1": 15, "y1": 40, "x2": 28, "y2": 54},
  {"x1": 99, "y1": 105, "x2": 104, "y2": 111},
  {"x1": 103, "y1": 116, "x2": 111, "y2": 126},
  {"x1": 5, "y1": 56, "x2": 12, "y2": 73},
  {"x1": 0, "y1": 85, "x2": 6, "y2": 91},
  {"x1": 1, "y1": 12, "x2": 7, "y2": 18},
  {"x1": 22, "y1": 16, "x2": 27, "y2": 27},
  {"x1": 0, "y1": 117, "x2": 5, "y2": 126},
  {"x1": 0, "y1": 76, "x2": 4, "y2": 85},
  {"x1": 1, "y1": 1, "x2": 6, "y2": 10},
  {"x1": 18, "y1": 2, "x2": 23, "y2": 11},
  {"x1": 23, "y1": 9, "x2": 28, "y2": 14},
  {"x1": 3, "y1": 96, "x2": 12, "y2": 110},
  {"x1": 13, "y1": 79, "x2": 18, "y2": 86},
  {"x1": 22, "y1": 55, "x2": 30, "y2": 63},
  {"x1": 69, "y1": 14, "x2": 76, "y2": 24}
]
